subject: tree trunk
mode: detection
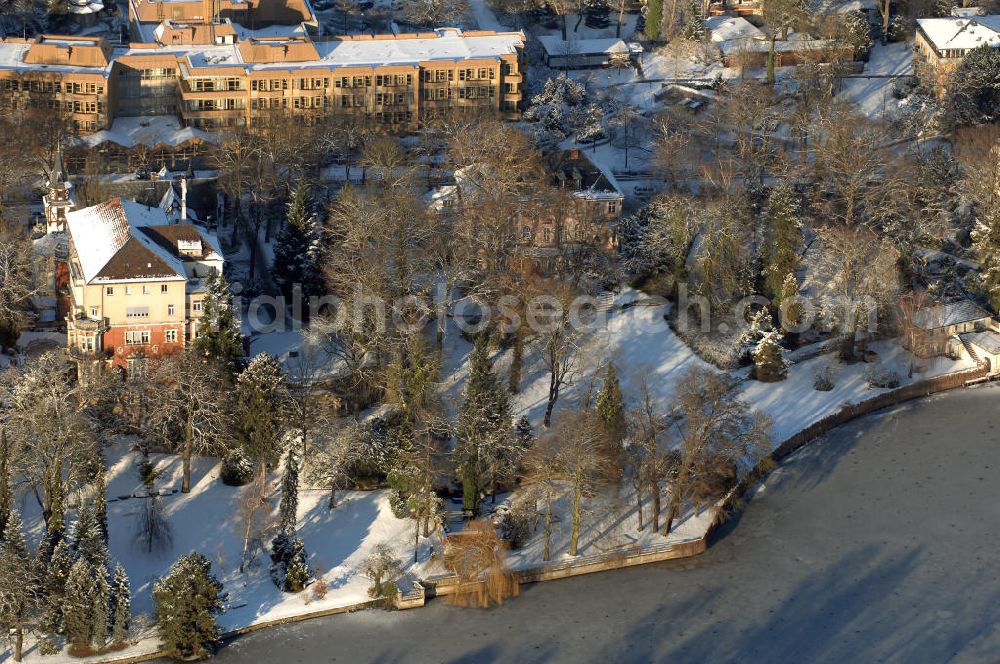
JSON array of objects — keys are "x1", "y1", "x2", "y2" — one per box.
[
  {"x1": 509, "y1": 330, "x2": 523, "y2": 393},
  {"x1": 413, "y1": 518, "x2": 419, "y2": 563},
  {"x1": 635, "y1": 479, "x2": 644, "y2": 532},
  {"x1": 651, "y1": 474, "x2": 661, "y2": 532},
  {"x1": 543, "y1": 370, "x2": 559, "y2": 427},
  {"x1": 328, "y1": 485, "x2": 337, "y2": 510},
  {"x1": 881, "y1": 0, "x2": 890, "y2": 45},
  {"x1": 561, "y1": 14, "x2": 567, "y2": 40},
  {"x1": 182, "y1": 412, "x2": 193, "y2": 493},
  {"x1": 13, "y1": 622, "x2": 22, "y2": 662},
  {"x1": 663, "y1": 491, "x2": 681, "y2": 536},
  {"x1": 569, "y1": 472, "x2": 582, "y2": 556},
  {"x1": 543, "y1": 495, "x2": 553, "y2": 562}
]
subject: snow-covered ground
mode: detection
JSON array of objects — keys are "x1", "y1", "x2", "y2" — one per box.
[
  {"x1": 15, "y1": 444, "x2": 432, "y2": 663},
  {"x1": 837, "y1": 41, "x2": 914, "y2": 119},
  {"x1": 741, "y1": 339, "x2": 970, "y2": 443}
]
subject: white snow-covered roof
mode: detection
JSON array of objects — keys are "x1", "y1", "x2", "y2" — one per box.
[
  {"x1": 810, "y1": 0, "x2": 878, "y2": 14},
  {"x1": 1, "y1": 28, "x2": 523, "y2": 76},
  {"x1": 915, "y1": 299, "x2": 993, "y2": 329},
  {"x1": 64, "y1": 198, "x2": 224, "y2": 283},
  {"x1": 76, "y1": 116, "x2": 219, "y2": 149},
  {"x1": 960, "y1": 329, "x2": 1000, "y2": 355},
  {"x1": 260, "y1": 28, "x2": 524, "y2": 70},
  {"x1": 68, "y1": 0, "x2": 104, "y2": 14},
  {"x1": 537, "y1": 35, "x2": 632, "y2": 57},
  {"x1": 917, "y1": 15, "x2": 1000, "y2": 51},
  {"x1": 706, "y1": 16, "x2": 766, "y2": 43}
]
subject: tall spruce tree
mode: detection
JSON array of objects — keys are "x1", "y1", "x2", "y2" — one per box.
[
  {"x1": 0, "y1": 507, "x2": 37, "y2": 662},
  {"x1": 278, "y1": 448, "x2": 299, "y2": 535},
  {"x1": 41, "y1": 537, "x2": 74, "y2": 635},
  {"x1": 681, "y1": 0, "x2": 705, "y2": 40},
  {"x1": 762, "y1": 183, "x2": 803, "y2": 305},
  {"x1": 110, "y1": 564, "x2": 131, "y2": 646},
  {"x1": 194, "y1": 270, "x2": 245, "y2": 371},
  {"x1": 754, "y1": 330, "x2": 787, "y2": 382},
  {"x1": 234, "y1": 353, "x2": 288, "y2": 482},
  {"x1": 153, "y1": 552, "x2": 226, "y2": 660},
  {"x1": 92, "y1": 568, "x2": 111, "y2": 651},
  {"x1": 63, "y1": 558, "x2": 98, "y2": 652},
  {"x1": 646, "y1": 0, "x2": 664, "y2": 40},
  {"x1": 455, "y1": 337, "x2": 514, "y2": 512},
  {"x1": 74, "y1": 500, "x2": 108, "y2": 571},
  {"x1": 93, "y1": 466, "x2": 108, "y2": 545},
  {"x1": 595, "y1": 363, "x2": 625, "y2": 436},
  {"x1": 273, "y1": 181, "x2": 323, "y2": 300}
]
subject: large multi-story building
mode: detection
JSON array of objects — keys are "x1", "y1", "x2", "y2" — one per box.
[
  {"x1": 64, "y1": 196, "x2": 224, "y2": 370},
  {"x1": 915, "y1": 13, "x2": 1000, "y2": 96},
  {"x1": 0, "y1": 24, "x2": 526, "y2": 135}
]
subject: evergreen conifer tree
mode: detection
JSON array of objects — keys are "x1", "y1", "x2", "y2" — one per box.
[
  {"x1": 754, "y1": 331, "x2": 787, "y2": 382},
  {"x1": 92, "y1": 568, "x2": 111, "y2": 651},
  {"x1": 153, "y1": 552, "x2": 226, "y2": 660},
  {"x1": 514, "y1": 416, "x2": 534, "y2": 450},
  {"x1": 110, "y1": 564, "x2": 131, "y2": 645},
  {"x1": 193, "y1": 270, "x2": 245, "y2": 371},
  {"x1": 63, "y1": 558, "x2": 98, "y2": 651},
  {"x1": 595, "y1": 363, "x2": 625, "y2": 436},
  {"x1": 455, "y1": 337, "x2": 514, "y2": 512},
  {"x1": 762, "y1": 183, "x2": 803, "y2": 305},
  {"x1": 234, "y1": 353, "x2": 288, "y2": 480},
  {"x1": 74, "y1": 501, "x2": 108, "y2": 571},
  {"x1": 41, "y1": 537, "x2": 74, "y2": 635},
  {"x1": 646, "y1": 0, "x2": 664, "y2": 41},
  {"x1": 682, "y1": 0, "x2": 705, "y2": 41},
  {"x1": 0, "y1": 507, "x2": 37, "y2": 662},
  {"x1": 273, "y1": 181, "x2": 324, "y2": 300},
  {"x1": 278, "y1": 448, "x2": 299, "y2": 535},
  {"x1": 93, "y1": 466, "x2": 109, "y2": 545}
]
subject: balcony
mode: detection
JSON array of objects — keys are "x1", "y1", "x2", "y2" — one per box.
[{"x1": 69, "y1": 315, "x2": 109, "y2": 333}]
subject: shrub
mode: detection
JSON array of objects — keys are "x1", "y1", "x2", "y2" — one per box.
[
  {"x1": 865, "y1": 364, "x2": 901, "y2": 389},
  {"x1": 492, "y1": 499, "x2": 536, "y2": 550},
  {"x1": 814, "y1": 365, "x2": 835, "y2": 391},
  {"x1": 220, "y1": 448, "x2": 254, "y2": 486}
]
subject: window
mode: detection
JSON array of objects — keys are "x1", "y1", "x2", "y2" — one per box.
[
  {"x1": 106, "y1": 286, "x2": 114, "y2": 296},
  {"x1": 125, "y1": 330, "x2": 151, "y2": 345},
  {"x1": 126, "y1": 306, "x2": 149, "y2": 319},
  {"x1": 142, "y1": 285, "x2": 150, "y2": 295},
  {"x1": 161, "y1": 284, "x2": 168, "y2": 293},
  {"x1": 126, "y1": 286, "x2": 133, "y2": 295},
  {"x1": 193, "y1": 300, "x2": 203, "y2": 312},
  {"x1": 165, "y1": 329, "x2": 178, "y2": 343},
  {"x1": 167, "y1": 304, "x2": 176, "y2": 316},
  {"x1": 90, "y1": 307, "x2": 98, "y2": 318},
  {"x1": 79, "y1": 337, "x2": 94, "y2": 353}
]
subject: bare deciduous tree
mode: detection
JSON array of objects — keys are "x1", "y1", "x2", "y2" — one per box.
[
  {"x1": 662, "y1": 367, "x2": 772, "y2": 535},
  {"x1": 149, "y1": 353, "x2": 228, "y2": 493}
]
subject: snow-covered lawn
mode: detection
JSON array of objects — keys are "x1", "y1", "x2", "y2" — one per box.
[
  {"x1": 15, "y1": 445, "x2": 432, "y2": 662},
  {"x1": 838, "y1": 41, "x2": 914, "y2": 119},
  {"x1": 741, "y1": 339, "x2": 971, "y2": 443},
  {"x1": 500, "y1": 485, "x2": 715, "y2": 571}
]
